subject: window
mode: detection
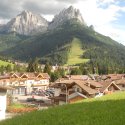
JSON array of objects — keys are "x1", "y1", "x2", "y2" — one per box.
[
  {"x1": 77, "y1": 88, "x2": 80, "y2": 92},
  {"x1": 122, "y1": 84, "x2": 125, "y2": 87}
]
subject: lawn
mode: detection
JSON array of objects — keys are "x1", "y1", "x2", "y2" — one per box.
[
  {"x1": 66, "y1": 38, "x2": 89, "y2": 66},
  {"x1": 0, "y1": 60, "x2": 14, "y2": 67},
  {"x1": 1, "y1": 92, "x2": 125, "y2": 125}
]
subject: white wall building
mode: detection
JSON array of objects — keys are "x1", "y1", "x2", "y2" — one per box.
[{"x1": 0, "y1": 86, "x2": 12, "y2": 120}]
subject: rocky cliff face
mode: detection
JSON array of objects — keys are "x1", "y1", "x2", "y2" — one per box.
[
  {"x1": 0, "y1": 6, "x2": 85, "y2": 35},
  {"x1": 48, "y1": 6, "x2": 85, "y2": 30},
  {"x1": 1, "y1": 10, "x2": 48, "y2": 35}
]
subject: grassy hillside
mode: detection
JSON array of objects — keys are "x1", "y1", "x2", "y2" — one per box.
[
  {"x1": 66, "y1": 38, "x2": 89, "y2": 65},
  {"x1": 1, "y1": 92, "x2": 125, "y2": 125},
  {"x1": 0, "y1": 60, "x2": 13, "y2": 66}
]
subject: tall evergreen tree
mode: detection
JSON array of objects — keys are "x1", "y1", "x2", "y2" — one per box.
[
  {"x1": 27, "y1": 58, "x2": 40, "y2": 72},
  {"x1": 44, "y1": 62, "x2": 51, "y2": 75},
  {"x1": 6, "y1": 64, "x2": 12, "y2": 72},
  {"x1": 27, "y1": 59, "x2": 34, "y2": 72}
]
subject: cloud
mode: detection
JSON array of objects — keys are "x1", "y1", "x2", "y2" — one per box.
[
  {"x1": 55, "y1": 0, "x2": 82, "y2": 4},
  {"x1": 22, "y1": 0, "x2": 68, "y2": 15},
  {"x1": 73, "y1": 0, "x2": 125, "y2": 45},
  {"x1": 0, "y1": 0, "x2": 78, "y2": 20},
  {"x1": 0, "y1": 0, "x2": 124, "y2": 45},
  {"x1": 0, "y1": 0, "x2": 22, "y2": 19}
]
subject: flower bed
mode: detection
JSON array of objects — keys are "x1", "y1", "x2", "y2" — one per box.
[
  {"x1": 7, "y1": 107, "x2": 38, "y2": 113},
  {"x1": 7, "y1": 103, "x2": 38, "y2": 113}
]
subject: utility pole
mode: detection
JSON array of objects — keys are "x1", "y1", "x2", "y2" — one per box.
[{"x1": 63, "y1": 84, "x2": 68, "y2": 104}]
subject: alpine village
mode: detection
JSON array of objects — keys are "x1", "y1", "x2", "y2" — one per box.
[{"x1": 0, "y1": 4, "x2": 125, "y2": 125}]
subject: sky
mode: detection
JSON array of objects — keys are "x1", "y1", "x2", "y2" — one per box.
[{"x1": 0, "y1": 0, "x2": 125, "y2": 45}]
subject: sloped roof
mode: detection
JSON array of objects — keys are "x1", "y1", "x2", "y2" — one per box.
[
  {"x1": 0, "y1": 72, "x2": 50, "y2": 80},
  {"x1": 74, "y1": 80, "x2": 98, "y2": 95},
  {"x1": 100, "y1": 81, "x2": 121, "y2": 93},
  {"x1": 107, "y1": 74, "x2": 125, "y2": 80},
  {"x1": 65, "y1": 75, "x2": 89, "y2": 80},
  {"x1": 116, "y1": 79, "x2": 125, "y2": 85},
  {"x1": 86, "y1": 80, "x2": 102, "y2": 88},
  {"x1": 68, "y1": 92, "x2": 87, "y2": 100},
  {"x1": 53, "y1": 79, "x2": 98, "y2": 95}
]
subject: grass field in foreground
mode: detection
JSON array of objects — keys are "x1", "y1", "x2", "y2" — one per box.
[
  {"x1": 1, "y1": 92, "x2": 125, "y2": 125},
  {"x1": 66, "y1": 38, "x2": 89, "y2": 66}
]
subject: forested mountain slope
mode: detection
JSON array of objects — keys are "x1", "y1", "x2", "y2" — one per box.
[{"x1": 1, "y1": 20, "x2": 125, "y2": 71}]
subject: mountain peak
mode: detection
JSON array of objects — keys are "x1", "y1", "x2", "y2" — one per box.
[
  {"x1": 1, "y1": 10, "x2": 48, "y2": 35},
  {"x1": 48, "y1": 6, "x2": 85, "y2": 30},
  {"x1": 67, "y1": 5, "x2": 74, "y2": 10}
]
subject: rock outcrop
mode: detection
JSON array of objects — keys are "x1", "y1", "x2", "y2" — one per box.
[
  {"x1": 1, "y1": 10, "x2": 48, "y2": 35},
  {"x1": 48, "y1": 6, "x2": 85, "y2": 30}
]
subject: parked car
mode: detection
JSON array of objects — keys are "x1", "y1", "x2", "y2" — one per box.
[{"x1": 27, "y1": 98, "x2": 36, "y2": 102}]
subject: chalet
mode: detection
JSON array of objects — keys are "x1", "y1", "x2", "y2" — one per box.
[
  {"x1": 100, "y1": 81, "x2": 121, "y2": 94},
  {"x1": 0, "y1": 73, "x2": 50, "y2": 95},
  {"x1": 101, "y1": 74, "x2": 125, "y2": 81},
  {"x1": 50, "y1": 79, "x2": 98, "y2": 105},
  {"x1": 50, "y1": 75, "x2": 123, "y2": 105},
  {"x1": 116, "y1": 79, "x2": 125, "y2": 90}
]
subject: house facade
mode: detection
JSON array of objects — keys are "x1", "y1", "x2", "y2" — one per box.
[
  {"x1": 50, "y1": 79, "x2": 99, "y2": 105},
  {"x1": 0, "y1": 73, "x2": 50, "y2": 95}
]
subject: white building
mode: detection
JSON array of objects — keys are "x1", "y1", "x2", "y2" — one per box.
[
  {"x1": 0, "y1": 86, "x2": 12, "y2": 120},
  {"x1": 0, "y1": 73, "x2": 50, "y2": 95}
]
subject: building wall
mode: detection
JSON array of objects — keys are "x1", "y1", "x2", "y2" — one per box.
[
  {"x1": 54, "y1": 88, "x2": 61, "y2": 96},
  {"x1": 0, "y1": 91, "x2": 6, "y2": 120},
  {"x1": 72, "y1": 85, "x2": 82, "y2": 93},
  {"x1": 59, "y1": 101, "x2": 66, "y2": 105},
  {"x1": 69, "y1": 96, "x2": 84, "y2": 103}
]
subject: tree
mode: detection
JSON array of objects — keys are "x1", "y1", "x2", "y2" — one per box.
[
  {"x1": 0, "y1": 66, "x2": 5, "y2": 75},
  {"x1": 27, "y1": 59, "x2": 34, "y2": 72},
  {"x1": 44, "y1": 62, "x2": 51, "y2": 75},
  {"x1": 27, "y1": 58, "x2": 40, "y2": 72},
  {"x1": 6, "y1": 64, "x2": 12, "y2": 72},
  {"x1": 32, "y1": 58, "x2": 39, "y2": 72},
  {"x1": 51, "y1": 71, "x2": 61, "y2": 82},
  {"x1": 58, "y1": 68, "x2": 65, "y2": 77},
  {"x1": 70, "y1": 68, "x2": 82, "y2": 75}
]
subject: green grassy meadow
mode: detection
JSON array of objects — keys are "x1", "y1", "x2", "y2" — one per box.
[
  {"x1": 0, "y1": 60, "x2": 14, "y2": 67},
  {"x1": 66, "y1": 38, "x2": 89, "y2": 66},
  {"x1": 1, "y1": 92, "x2": 125, "y2": 125}
]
